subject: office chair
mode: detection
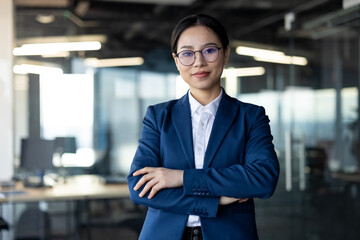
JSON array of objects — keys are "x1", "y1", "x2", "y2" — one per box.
[
  {"x1": 0, "y1": 217, "x2": 9, "y2": 231},
  {"x1": 15, "y1": 207, "x2": 51, "y2": 240}
]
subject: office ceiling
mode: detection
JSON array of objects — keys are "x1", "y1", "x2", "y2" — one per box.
[{"x1": 15, "y1": 0, "x2": 356, "y2": 70}]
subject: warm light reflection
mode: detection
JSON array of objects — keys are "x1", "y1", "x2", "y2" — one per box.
[
  {"x1": 35, "y1": 14, "x2": 55, "y2": 24},
  {"x1": 236, "y1": 46, "x2": 285, "y2": 58},
  {"x1": 13, "y1": 41, "x2": 101, "y2": 56},
  {"x1": 13, "y1": 64, "x2": 63, "y2": 75},
  {"x1": 84, "y1": 57, "x2": 144, "y2": 67},
  {"x1": 222, "y1": 67, "x2": 266, "y2": 78},
  {"x1": 41, "y1": 52, "x2": 70, "y2": 58},
  {"x1": 254, "y1": 55, "x2": 308, "y2": 66},
  {"x1": 236, "y1": 46, "x2": 308, "y2": 66}
]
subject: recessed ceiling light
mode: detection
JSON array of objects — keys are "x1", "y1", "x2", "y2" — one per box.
[
  {"x1": 36, "y1": 14, "x2": 55, "y2": 24},
  {"x1": 13, "y1": 41, "x2": 102, "y2": 56}
]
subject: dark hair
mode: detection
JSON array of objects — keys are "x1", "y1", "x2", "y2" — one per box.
[{"x1": 171, "y1": 14, "x2": 229, "y2": 54}]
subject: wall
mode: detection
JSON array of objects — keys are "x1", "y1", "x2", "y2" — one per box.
[{"x1": 0, "y1": 0, "x2": 14, "y2": 181}]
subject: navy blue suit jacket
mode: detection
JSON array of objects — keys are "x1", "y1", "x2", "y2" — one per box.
[{"x1": 128, "y1": 91, "x2": 279, "y2": 240}]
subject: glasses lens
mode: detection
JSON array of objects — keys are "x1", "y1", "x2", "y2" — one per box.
[
  {"x1": 202, "y1": 47, "x2": 219, "y2": 62},
  {"x1": 179, "y1": 51, "x2": 194, "y2": 66}
]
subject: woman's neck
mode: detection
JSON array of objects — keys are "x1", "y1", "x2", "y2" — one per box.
[{"x1": 189, "y1": 87, "x2": 221, "y2": 106}]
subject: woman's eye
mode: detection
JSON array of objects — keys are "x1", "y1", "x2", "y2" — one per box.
[
  {"x1": 181, "y1": 51, "x2": 193, "y2": 57},
  {"x1": 203, "y1": 47, "x2": 216, "y2": 54}
]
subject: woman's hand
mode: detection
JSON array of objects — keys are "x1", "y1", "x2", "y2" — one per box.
[
  {"x1": 219, "y1": 196, "x2": 249, "y2": 205},
  {"x1": 133, "y1": 167, "x2": 184, "y2": 199}
]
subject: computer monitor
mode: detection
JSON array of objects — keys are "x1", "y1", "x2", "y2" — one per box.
[
  {"x1": 54, "y1": 137, "x2": 77, "y2": 155},
  {"x1": 20, "y1": 138, "x2": 55, "y2": 171}
]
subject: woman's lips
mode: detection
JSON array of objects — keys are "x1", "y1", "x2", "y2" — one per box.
[{"x1": 193, "y1": 71, "x2": 210, "y2": 78}]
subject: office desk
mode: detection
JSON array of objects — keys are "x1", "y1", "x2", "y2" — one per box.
[
  {"x1": 0, "y1": 175, "x2": 131, "y2": 240},
  {"x1": 0, "y1": 175, "x2": 130, "y2": 203},
  {"x1": 331, "y1": 172, "x2": 360, "y2": 183}
]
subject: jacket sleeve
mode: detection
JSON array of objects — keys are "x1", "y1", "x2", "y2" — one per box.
[
  {"x1": 127, "y1": 106, "x2": 220, "y2": 218},
  {"x1": 183, "y1": 106, "x2": 280, "y2": 199}
]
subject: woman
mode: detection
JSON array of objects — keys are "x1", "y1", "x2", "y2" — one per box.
[{"x1": 127, "y1": 14, "x2": 279, "y2": 240}]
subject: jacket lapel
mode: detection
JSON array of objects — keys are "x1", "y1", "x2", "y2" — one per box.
[
  {"x1": 203, "y1": 93, "x2": 239, "y2": 168},
  {"x1": 172, "y1": 93, "x2": 195, "y2": 168}
]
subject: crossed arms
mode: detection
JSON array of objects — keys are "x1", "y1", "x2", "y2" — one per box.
[{"x1": 127, "y1": 105, "x2": 279, "y2": 217}]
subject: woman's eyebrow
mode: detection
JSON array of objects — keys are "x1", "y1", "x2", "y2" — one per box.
[
  {"x1": 179, "y1": 45, "x2": 193, "y2": 50},
  {"x1": 203, "y1": 42, "x2": 219, "y2": 47},
  {"x1": 179, "y1": 42, "x2": 219, "y2": 50}
]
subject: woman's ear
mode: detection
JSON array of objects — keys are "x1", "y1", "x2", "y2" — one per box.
[
  {"x1": 224, "y1": 46, "x2": 231, "y2": 65},
  {"x1": 172, "y1": 53, "x2": 180, "y2": 71}
]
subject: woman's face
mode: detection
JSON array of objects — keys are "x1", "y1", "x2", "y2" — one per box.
[{"x1": 173, "y1": 25, "x2": 230, "y2": 94}]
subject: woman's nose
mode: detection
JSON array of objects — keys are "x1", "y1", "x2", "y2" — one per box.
[{"x1": 193, "y1": 51, "x2": 206, "y2": 67}]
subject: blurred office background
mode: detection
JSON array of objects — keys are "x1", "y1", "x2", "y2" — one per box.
[{"x1": 0, "y1": 0, "x2": 359, "y2": 239}]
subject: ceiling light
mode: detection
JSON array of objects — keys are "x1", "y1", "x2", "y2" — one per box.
[
  {"x1": 13, "y1": 64, "x2": 63, "y2": 75},
  {"x1": 254, "y1": 55, "x2": 308, "y2": 66},
  {"x1": 236, "y1": 46, "x2": 308, "y2": 66},
  {"x1": 222, "y1": 67, "x2": 266, "y2": 78},
  {"x1": 41, "y1": 52, "x2": 70, "y2": 58},
  {"x1": 17, "y1": 35, "x2": 107, "y2": 45},
  {"x1": 236, "y1": 46, "x2": 285, "y2": 58},
  {"x1": 13, "y1": 41, "x2": 101, "y2": 56},
  {"x1": 84, "y1": 57, "x2": 144, "y2": 68},
  {"x1": 36, "y1": 14, "x2": 55, "y2": 24}
]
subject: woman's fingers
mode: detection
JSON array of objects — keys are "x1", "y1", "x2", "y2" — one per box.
[
  {"x1": 238, "y1": 198, "x2": 249, "y2": 203},
  {"x1": 137, "y1": 175, "x2": 166, "y2": 199},
  {"x1": 133, "y1": 167, "x2": 155, "y2": 176},
  {"x1": 133, "y1": 167, "x2": 184, "y2": 198},
  {"x1": 219, "y1": 197, "x2": 249, "y2": 205},
  {"x1": 219, "y1": 196, "x2": 238, "y2": 205},
  {"x1": 133, "y1": 167, "x2": 157, "y2": 190},
  {"x1": 133, "y1": 170, "x2": 155, "y2": 191},
  {"x1": 139, "y1": 178, "x2": 158, "y2": 198},
  {"x1": 148, "y1": 182, "x2": 164, "y2": 199}
]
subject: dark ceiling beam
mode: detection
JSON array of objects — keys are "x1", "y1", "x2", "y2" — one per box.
[{"x1": 234, "y1": 0, "x2": 331, "y2": 37}]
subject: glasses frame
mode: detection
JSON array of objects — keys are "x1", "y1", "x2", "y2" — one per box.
[{"x1": 175, "y1": 47, "x2": 222, "y2": 66}]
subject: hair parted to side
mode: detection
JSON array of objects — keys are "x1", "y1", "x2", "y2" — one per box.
[{"x1": 171, "y1": 14, "x2": 229, "y2": 54}]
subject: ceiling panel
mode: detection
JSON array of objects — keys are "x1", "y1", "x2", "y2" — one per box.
[{"x1": 14, "y1": 0, "x2": 348, "y2": 68}]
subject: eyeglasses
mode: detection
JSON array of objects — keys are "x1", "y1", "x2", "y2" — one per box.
[{"x1": 175, "y1": 47, "x2": 222, "y2": 66}]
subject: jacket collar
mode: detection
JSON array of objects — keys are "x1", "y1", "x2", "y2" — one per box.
[
  {"x1": 172, "y1": 92, "x2": 195, "y2": 168},
  {"x1": 188, "y1": 89, "x2": 223, "y2": 118},
  {"x1": 172, "y1": 89, "x2": 238, "y2": 168}
]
